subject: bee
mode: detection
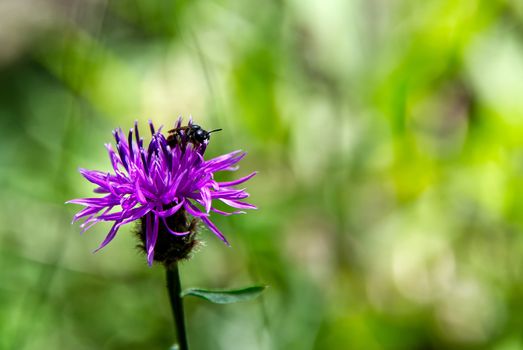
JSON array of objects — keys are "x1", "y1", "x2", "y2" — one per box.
[{"x1": 167, "y1": 124, "x2": 222, "y2": 147}]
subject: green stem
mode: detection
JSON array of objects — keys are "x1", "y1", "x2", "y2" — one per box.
[{"x1": 166, "y1": 262, "x2": 189, "y2": 350}]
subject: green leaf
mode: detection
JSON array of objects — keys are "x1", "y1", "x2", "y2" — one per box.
[
  {"x1": 181, "y1": 285, "x2": 267, "y2": 304},
  {"x1": 169, "y1": 345, "x2": 179, "y2": 350}
]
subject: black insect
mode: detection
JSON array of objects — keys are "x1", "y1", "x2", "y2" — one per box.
[
  {"x1": 186, "y1": 124, "x2": 222, "y2": 144},
  {"x1": 167, "y1": 124, "x2": 222, "y2": 147}
]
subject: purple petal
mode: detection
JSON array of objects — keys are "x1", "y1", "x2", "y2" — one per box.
[
  {"x1": 128, "y1": 129, "x2": 134, "y2": 161},
  {"x1": 105, "y1": 144, "x2": 121, "y2": 171},
  {"x1": 161, "y1": 217, "x2": 190, "y2": 236},
  {"x1": 97, "y1": 204, "x2": 151, "y2": 222},
  {"x1": 200, "y1": 186, "x2": 211, "y2": 213},
  {"x1": 67, "y1": 197, "x2": 118, "y2": 207},
  {"x1": 134, "y1": 120, "x2": 141, "y2": 146},
  {"x1": 146, "y1": 214, "x2": 159, "y2": 266},
  {"x1": 184, "y1": 201, "x2": 209, "y2": 218},
  {"x1": 223, "y1": 165, "x2": 239, "y2": 172},
  {"x1": 93, "y1": 187, "x2": 110, "y2": 194},
  {"x1": 79, "y1": 169, "x2": 109, "y2": 188},
  {"x1": 71, "y1": 206, "x2": 101, "y2": 223},
  {"x1": 148, "y1": 119, "x2": 155, "y2": 135},
  {"x1": 220, "y1": 198, "x2": 257, "y2": 210},
  {"x1": 200, "y1": 215, "x2": 229, "y2": 245},
  {"x1": 80, "y1": 220, "x2": 100, "y2": 234},
  {"x1": 168, "y1": 169, "x2": 187, "y2": 197},
  {"x1": 210, "y1": 207, "x2": 246, "y2": 216},
  {"x1": 93, "y1": 221, "x2": 121, "y2": 252},
  {"x1": 217, "y1": 171, "x2": 257, "y2": 187},
  {"x1": 210, "y1": 188, "x2": 249, "y2": 200},
  {"x1": 135, "y1": 180, "x2": 148, "y2": 203},
  {"x1": 153, "y1": 199, "x2": 185, "y2": 217},
  {"x1": 205, "y1": 151, "x2": 245, "y2": 170}
]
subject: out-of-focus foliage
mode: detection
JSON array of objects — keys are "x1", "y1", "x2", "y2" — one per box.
[
  {"x1": 2, "y1": 0, "x2": 523, "y2": 349},
  {"x1": 181, "y1": 286, "x2": 267, "y2": 304}
]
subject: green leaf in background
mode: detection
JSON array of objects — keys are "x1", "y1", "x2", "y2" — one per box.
[
  {"x1": 181, "y1": 286, "x2": 267, "y2": 304},
  {"x1": 169, "y1": 345, "x2": 179, "y2": 350}
]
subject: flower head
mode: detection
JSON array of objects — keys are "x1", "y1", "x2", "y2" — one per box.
[{"x1": 68, "y1": 118, "x2": 256, "y2": 266}]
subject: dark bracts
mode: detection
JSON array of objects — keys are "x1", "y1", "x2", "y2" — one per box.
[{"x1": 137, "y1": 208, "x2": 199, "y2": 267}]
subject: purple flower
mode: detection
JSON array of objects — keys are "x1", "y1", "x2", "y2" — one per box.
[{"x1": 68, "y1": 118, "x2": 256, "y2": 265}]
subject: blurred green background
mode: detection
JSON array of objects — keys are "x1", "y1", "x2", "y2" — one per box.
[{"x1": 2, "y1": 0, "x2": 523, "y2": 349}]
